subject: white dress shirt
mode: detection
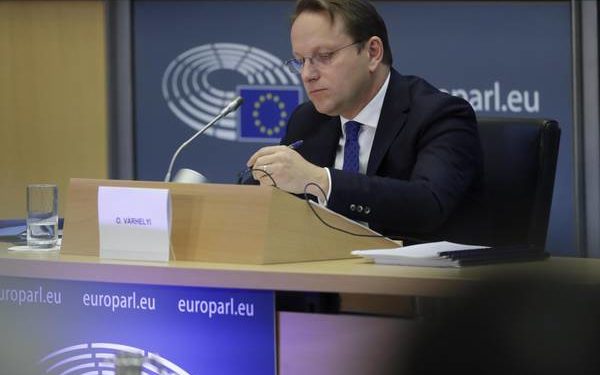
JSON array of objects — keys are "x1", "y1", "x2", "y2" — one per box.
[{"x1": 323, "y1": 72, "x2": 391, "y2": 201}]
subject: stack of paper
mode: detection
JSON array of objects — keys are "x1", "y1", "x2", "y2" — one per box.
[
  {"x1": 353, "y1": 241, "x2": 549, "y2": 267},
  {"x1": 352, "y1": 241, "x2": 490, "y2": 268}
]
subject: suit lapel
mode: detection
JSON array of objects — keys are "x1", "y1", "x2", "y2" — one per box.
[{"x1": 366, "y1": 69, "x2": 410, "y2": 175}]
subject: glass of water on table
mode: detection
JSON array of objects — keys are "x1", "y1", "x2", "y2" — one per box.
[{"x1": 26, "y1": 184, "x2": 59, "y2": 249}]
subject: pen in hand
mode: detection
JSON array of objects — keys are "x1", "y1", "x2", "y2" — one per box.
[
  {"x1": 288, "y1": 140, "x2": 304, "y2": 149},
  {"x1": 238, "y1": 140, "x2": 304, "y2": 183}
]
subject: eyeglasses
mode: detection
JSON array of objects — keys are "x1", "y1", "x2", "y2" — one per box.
[{"x1": 284, "y1": 41, "x2": 363, "y2": 74}]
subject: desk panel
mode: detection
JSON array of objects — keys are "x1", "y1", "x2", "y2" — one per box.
[{"x1": 3, "y1": 244, "x2": 600, "y2": 374}]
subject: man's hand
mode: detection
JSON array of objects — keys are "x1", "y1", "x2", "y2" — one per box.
[{"x1": 246, "y1": 145, "x2": 329, "y2": 197}]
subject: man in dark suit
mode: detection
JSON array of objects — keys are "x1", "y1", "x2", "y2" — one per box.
[{"x1": 247, "y1": 0, "x2": 483, "y2": 244}]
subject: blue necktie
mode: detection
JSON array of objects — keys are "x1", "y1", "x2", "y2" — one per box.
[{"x1": 343, "y1": 121, "x2": 361, "y2": 173}]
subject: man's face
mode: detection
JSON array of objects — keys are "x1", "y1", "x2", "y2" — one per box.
[{"x1": 290, "y1": 11, "x2": 373, "y2": 119}]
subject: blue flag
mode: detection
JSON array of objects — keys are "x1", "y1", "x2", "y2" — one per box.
[{"x1": 237, "y1": 85, "x2": 303, "y2": 142}]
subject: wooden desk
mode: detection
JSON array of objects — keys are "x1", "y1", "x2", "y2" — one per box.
[
  {"x1": 2, "y1": 243, "x2": 600, "y2": 297},
  {"x1": 2, "y1": 243, "x2": 600, "y2": 374}
]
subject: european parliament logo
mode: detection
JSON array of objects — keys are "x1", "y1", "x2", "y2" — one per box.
[
  {"x1": 237, "y1": 86, "x2": 303, "y2": 142},
  {"x1": 40, "y1": 342, "x2": 190, "y2": 375},
  {"x1": 162, "y1": 43, "x2": 303, "y2": 142}
]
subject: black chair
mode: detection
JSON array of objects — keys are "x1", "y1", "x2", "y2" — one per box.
[{"x1": 476, "y1": 117, "x2": 560, "y2": 250}]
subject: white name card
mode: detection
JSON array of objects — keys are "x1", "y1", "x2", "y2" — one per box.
[{"x1": 98, "y1": 186, "x2": 171, "y2": 262}]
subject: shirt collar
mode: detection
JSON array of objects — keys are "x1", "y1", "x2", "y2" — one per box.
[{"x1": 340, "y1": 71, "x2": 391, "y2": 130}]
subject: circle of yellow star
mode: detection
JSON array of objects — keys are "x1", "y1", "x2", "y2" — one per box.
[{"x1": 251, "y1": 92, "x2": 289, "y2": 135}]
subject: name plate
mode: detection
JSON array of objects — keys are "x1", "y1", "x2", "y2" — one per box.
[{"x1": 98, "y1": 186, "x2": 171, "y2": 262}]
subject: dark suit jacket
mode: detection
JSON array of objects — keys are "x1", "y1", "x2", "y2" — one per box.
[{"x1": 281, "y1": 69, "x2": 486, "y2": 243}]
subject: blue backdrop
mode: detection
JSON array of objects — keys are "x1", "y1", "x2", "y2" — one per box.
[
  {"x1": 133, "y1": 1, "x2": 574, "y2": 255},
  {"x1": 0, "y1": 276, "x2": 275, "y2": 374}
]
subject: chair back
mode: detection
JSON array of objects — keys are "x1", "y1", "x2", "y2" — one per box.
[{"x1": 477, "y1": 117, "x2": 560, "y2": 249}]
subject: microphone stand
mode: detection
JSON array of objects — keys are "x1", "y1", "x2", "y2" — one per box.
[{"x1": 164, "y1": 97, "x2": 243, "y2": 182}]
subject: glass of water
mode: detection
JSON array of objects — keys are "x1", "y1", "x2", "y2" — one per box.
[{"x1": 26, "y1": 184, "x2": 58, "y2": 249}]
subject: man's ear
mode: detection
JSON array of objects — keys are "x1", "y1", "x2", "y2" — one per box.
[{"x1": 366, "y1": 36, "x2": 384, "y2": 71}]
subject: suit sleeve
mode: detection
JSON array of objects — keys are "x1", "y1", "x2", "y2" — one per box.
[{"x1": 327, "y1": 95, "x2": 482, "y2": 235}]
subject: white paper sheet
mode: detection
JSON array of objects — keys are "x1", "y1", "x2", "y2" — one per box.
[{"x1": 352, "y1": 241, "x2": 490, "y2": 267}]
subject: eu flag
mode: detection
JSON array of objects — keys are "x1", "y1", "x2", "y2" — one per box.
[{"x1": 237, "y1": 85, "x2": 303, "y2": 142}]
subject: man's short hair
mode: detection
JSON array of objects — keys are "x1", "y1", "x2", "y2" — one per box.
[{"x1": 291, "y1": 0, "x2": 393, "y2": 66}]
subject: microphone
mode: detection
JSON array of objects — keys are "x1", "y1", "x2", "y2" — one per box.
[
  {"x1": 164, "y1": 96, "x2": 244, "y2": 182},
  {"x1": 218, "y1": 96, "x2": 244, "y2": 117}
]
